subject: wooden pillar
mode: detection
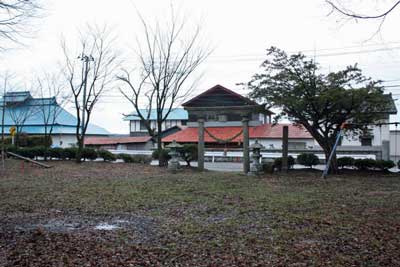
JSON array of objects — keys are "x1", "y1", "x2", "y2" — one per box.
[
  {"x1": 242, "y1": 117, "x2": 250, "y2": 174},
  {"x1": 282, "y1": 125, "x2": 289, "y2": 172},
  {"x1": 198, "y1": 119, "x2": 205, "y2": 171}
]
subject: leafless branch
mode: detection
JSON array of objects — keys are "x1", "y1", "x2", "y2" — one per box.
[
  {"x1": 0, "y1": 0, "x2": 42, "y2": 50},
  {"x1": 61, "y1": 24, "x2": 119, "y2": 161},
  {"x1": 118, "y1": 7, "x2": 212, "y2": 158}
]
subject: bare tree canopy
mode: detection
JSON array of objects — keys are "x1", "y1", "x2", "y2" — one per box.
[
  {"x1": 0, "y1": 0, "x2": 41, "y2": 49},
  {"x1": 326, "y1": 0, "x2": 400, "y2": 19},
  {"x1": 117, "y1": 8, "x2": 211, "y2": 165},
  {"x1": 34, "y1": 72, "x2": 68, "y2": 159},
  {"x1": 62, "y1": 24, "x2": 119, "y2": 162}
]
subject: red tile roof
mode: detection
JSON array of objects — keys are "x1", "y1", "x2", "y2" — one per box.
[
  {"x1": 162, "y1": 124, "x2": 312, "y2": 143},
  {"x1": 85, "y1": 136, "x2": 152, "y2": 145}
]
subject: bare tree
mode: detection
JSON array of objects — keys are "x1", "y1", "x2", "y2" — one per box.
[
  {"x1": 117, "y1": 9, "x2": 211, "y2": 166},
  {"x1": 0, "y1": 0, "x2": 42, "y2": 50},
  {"x1": 34, "y1": 72, "x2": 68, "y2": 160},
  {"x1": 61, "y1": 24, "x2": 118, "y2": 162},
  {"x1": 326, "y1": 0, "x2": 400, "y2": 36},
  {"x1": 326, "y1": 0, "x2": 400, "y2": 19}
]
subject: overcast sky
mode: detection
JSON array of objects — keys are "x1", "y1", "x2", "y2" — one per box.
[{"x1": 2, "y1": 0, "x2": 400, "y2": 134}]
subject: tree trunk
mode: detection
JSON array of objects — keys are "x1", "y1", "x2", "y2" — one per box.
[
  {"x1": 76, "y1": 138, "x2": 83, "y2": 163},
  {"x1": 323, "y1": 147, "x2": 339, "y2": 174},
  {"x1": 43, "y1": 128, "x2": 48, "y2": 161},
  {"x1": 157, "y1": 119, "x2": 165, "y2": 167}
]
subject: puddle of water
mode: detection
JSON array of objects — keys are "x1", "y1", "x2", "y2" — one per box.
[{"x1": 94, "y1": 223, "x2": 120, "y2": 230}]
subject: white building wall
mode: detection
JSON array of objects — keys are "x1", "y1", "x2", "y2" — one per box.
[
  {"x1": 341, "y1": 123, "x2": 390, "y2": 146},
  {"x1": 130, "y1": 119, "x2": 184, "y2": 133},
  {"x1": 254, "y1": 138, "x2": 314, "y2": 149},
  {"x1": 51, "y1": 134, "x2": 78, "y2": 148}
]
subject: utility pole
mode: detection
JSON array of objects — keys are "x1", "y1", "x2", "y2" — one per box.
[{"x1": 78, "y1": 53, "x2": 94, "y2": 148}]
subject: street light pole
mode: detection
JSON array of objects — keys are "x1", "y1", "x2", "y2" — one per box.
[{"x1": 78, "y1": 53, "x2": 94, "y2": 148}]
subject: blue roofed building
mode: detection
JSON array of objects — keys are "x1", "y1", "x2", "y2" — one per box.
[
  {"x1": 123, "y1": 108, "x2": 188, "y2": 136},
  {"x1": 1, "y1": 91, "x2": 110, "y2": 147}
]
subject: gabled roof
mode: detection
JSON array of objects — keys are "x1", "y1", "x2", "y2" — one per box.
[
  {"x1": 0, "y1": 95, "x2": 110, "y2": 135},
  {"x1": 182, "y1": 84, "x2": 259, "y2": 107},
  {"x1": 383, "y1": 94, "x2": 397, "y2": 114},
  {"x1": 3, "y1": 91, "x2": 32, "y2": 104},
  {"x1": 123, "y1": 108, "x2": 188, "y2": 121},
  {"x1": 162, "y1": 124, "x2": 312, "y2": 143}
]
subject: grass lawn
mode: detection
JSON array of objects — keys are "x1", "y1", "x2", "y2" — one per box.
[{"x1": 1, "y1": 159, "x2": 400, "y2": 266}]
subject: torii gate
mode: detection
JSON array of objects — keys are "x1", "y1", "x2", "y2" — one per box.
[{"x1": 181, "y1": 85, "x2": 268, "y2": 174}]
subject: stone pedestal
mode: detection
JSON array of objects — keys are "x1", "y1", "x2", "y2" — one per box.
[
  {"x1": 248, "y1": 139, "x2": 264, "y2": 176},
  {"x1": 166, "y1": 140, "x2": 183, "y2": 172}
]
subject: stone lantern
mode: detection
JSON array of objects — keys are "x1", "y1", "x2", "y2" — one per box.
[
  {"x1": 166, "y1": 140, "x2": 183, "y2": 172},
  {"x1": 248, "y1": 139, "x2": 265, "y2": 175}
]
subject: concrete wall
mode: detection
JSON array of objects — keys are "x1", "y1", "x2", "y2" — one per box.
[
  {"x1": 51, "y1": 134, "x2": 77, "y2": 148},
  {"x1": 390, "y1": 130, "x2": 400, "y2": 162},
  {"x1": 254, "y1": 138, "x2": 315, "y2": 150}
]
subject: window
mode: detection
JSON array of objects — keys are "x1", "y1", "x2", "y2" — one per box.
[
  {"x1": 206, "y1": 114, "x2": 216, "y2": 121},
  {"x1": 140, "y1": 120, "x2": 147, "y2": 131},
  {"x1": 360, "y1": 136, "x2": 372, "y2": 146},
  {"x1": 218, "y1": 115, "x2": 227, "y2": 122},
  {"x1": 288, "y1": 142, "x2": 306, "y2": 149}
]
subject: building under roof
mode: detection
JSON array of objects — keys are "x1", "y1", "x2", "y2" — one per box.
[{"x1": 1, "y1": 91, "x2": 109, "y2": 147}]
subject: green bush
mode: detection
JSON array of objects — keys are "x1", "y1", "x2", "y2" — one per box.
[
  {"x1": 297, "y1": 153, "x2": 319, "y2": 168},
  {"x1": 118, "y1": 153, "x2": 134, "y2": 163},
  {"x1": 33, "y1": 146, "x2": 46, "y2": 158},
  {"x1": 63, "y1": 147, "x2": 78, "y2": 160},
  {"x1": 27, "y1": 135, "x2": 52, "y2": 147},
  {"x1": 81, "y1": 148, "x2": 98, "y2": 161},
  {"x1": 375, "y1": 160, "x2": 395, "y2": 171},
  {"x1": 152, "y1": 149, "x2": 171, "y2": 166},
  {"x1": 98, "y1": 149, "x2": 116, "y2": 162},
  {"x1": 262, "y1": 162, "x2": 275, "y2": 173},
  {"x1": 131, "y1": 155, "x2": 152, "y2": 164},
  {"x1": 337, "y1": 157, "x2": 355, "y2": 169},
  {"x1": 273, "y1": 156, "x2": 295, "y2": 171},
  {"x1": 180, "y1": 144, "x2": 198, "y2": 166},
  {"x1": 4, "y1": 145, "x2": 17, "y2": 154},
  {"x1": 16, "y1": 147, "x2": 36, "y2": 159},
  {"x1": 7, "y1": 134, "x2": 52, "y2": 147},
  {"x1": 48, "y1": 147, "x2": 65, "y2": 160},
  {"x1": 354, "y1": 158, "x2": 376, "y2": 170}
]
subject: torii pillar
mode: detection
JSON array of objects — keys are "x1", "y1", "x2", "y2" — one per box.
[
  {"x1": 198, "y1": 118, "x2": 205, "y2": 171},
  {"x1": 242, "y1": 117, "x2": 250, "y2": 174}
]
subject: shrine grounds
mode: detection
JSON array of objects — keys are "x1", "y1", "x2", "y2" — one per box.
[{"x1": 1, "y1": 159, "x2": 400, "y2": 266}]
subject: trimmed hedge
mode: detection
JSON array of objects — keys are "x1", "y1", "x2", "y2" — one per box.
[
  {"x1": 5, "y1": 134, "x2": 52, "y2": 147},
  {"x1": 273, "y1": 156, "x2": 295, "y2": 171},
  {"x1": 337, "y1": 157, "x2": 355, "y2": 169},
  {"x1": 152, "y1": 149, "x2": 171, "y2": 166},
  {"x1": 80, "y1": 148, "x2": 98, "y2": 161},
  {"x1": 297, "y1": 153, "x2": 319, "y2": 168},
  {"x1": 180, "y1": 144, "x2": 198, "y2": 166},
  {"x1": 118, "y1": 153, "x2": 152, "y2": 164},
  {"x1": 98, "y1": 149, "x2": 116, "y2": 162},
  {"x1": 354, "y1": 158, "x2": 376, "y2": 170},
  {"x1": 337, "y1": 157, "x2": 395, "y2": 171}
]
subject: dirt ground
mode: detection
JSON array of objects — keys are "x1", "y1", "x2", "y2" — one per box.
[{"x1": 1, "y1": 159, "x2": 400, "y2": 266}]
